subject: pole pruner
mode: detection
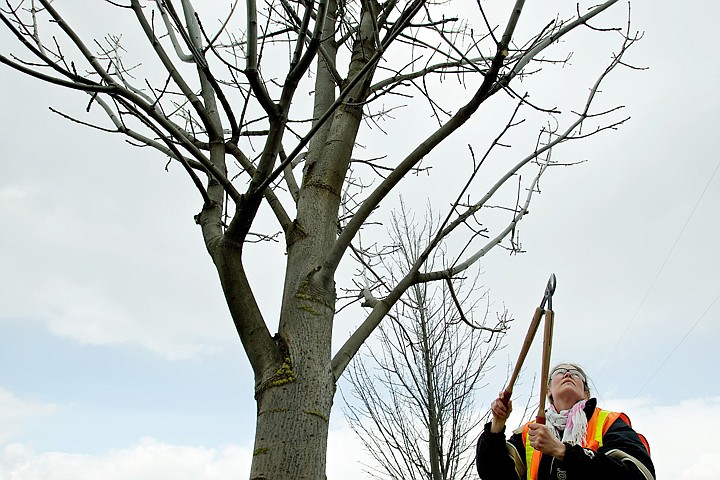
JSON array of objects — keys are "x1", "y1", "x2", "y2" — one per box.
[{"x1": 500, "y1": 273, "x2": 556, "y2": 424}]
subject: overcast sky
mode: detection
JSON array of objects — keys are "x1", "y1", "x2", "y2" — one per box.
[{"x1": 1, "y1": 0, "x2": 718, "y2": 478}]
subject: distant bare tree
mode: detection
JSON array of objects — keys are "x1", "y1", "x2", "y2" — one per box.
[
  {"x1": 345, "y1": 204, "x2": 508, "y2": 480},
  {"x1": 0, "y1": 0, "x2": 640, "y2": 478}
]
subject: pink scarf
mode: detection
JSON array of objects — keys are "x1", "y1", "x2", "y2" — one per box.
[{"x1": 545, "y1": 399, "x2": 588, "y2": 446}]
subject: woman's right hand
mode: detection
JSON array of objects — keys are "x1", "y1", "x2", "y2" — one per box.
[{"x1": 490, "y1": 391, "x2": 512, "y2": 433}]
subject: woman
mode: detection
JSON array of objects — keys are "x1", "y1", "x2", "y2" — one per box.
[{"x1": 476, "y1": 363, "x2": 654, "y2": 480}]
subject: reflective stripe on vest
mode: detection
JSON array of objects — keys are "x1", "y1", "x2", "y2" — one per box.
[
  {"x1": 521, "y1": 408, "x2": 622, "y2": 480},
  {"x1": 587, "y1": 408, "x2": 612, "y2": 450}
]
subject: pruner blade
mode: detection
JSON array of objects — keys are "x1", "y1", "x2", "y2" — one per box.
[{"x1": 540, "y1": 273, "x2": 556, "y2": 311}]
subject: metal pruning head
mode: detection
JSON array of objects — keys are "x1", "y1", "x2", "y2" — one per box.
[{"x1": 541, "y1": 273, "x2": 556, "y2": 311}]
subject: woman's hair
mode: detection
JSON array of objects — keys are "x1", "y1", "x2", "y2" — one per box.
[{"x1": 547, "y1": 363, "x2": 591, "y2": 404}]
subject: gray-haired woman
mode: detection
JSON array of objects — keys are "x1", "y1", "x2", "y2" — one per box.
[{"x1": 476, "y1": 363, "x2": 654, "y2": 480}]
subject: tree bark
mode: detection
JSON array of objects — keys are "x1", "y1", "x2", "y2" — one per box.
[
  {"x1": 248, "y1": 3, "x2": 380, "y2": 475},
  {"x1": 249, "y1": 312, "x2": 335, "y2": 479}
]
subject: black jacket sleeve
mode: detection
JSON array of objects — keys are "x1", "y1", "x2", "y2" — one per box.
[
  {"x1": 476, "y1": 422, "x2": 523, "y2": 480},
  {"x1": 559, "y1": 416, "x2": 655, "y2": 480}
]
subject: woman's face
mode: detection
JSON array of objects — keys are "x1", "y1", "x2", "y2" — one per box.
[{"x1": 547, "y1": 364, "x2": 589, "y2": 410}]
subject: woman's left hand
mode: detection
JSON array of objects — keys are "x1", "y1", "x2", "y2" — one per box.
[{"x1": 527, "y1": 423, "x2": 566, "y2": 460}]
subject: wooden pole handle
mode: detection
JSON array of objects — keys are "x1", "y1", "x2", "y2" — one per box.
[
  {"x1": 536, "y1": 309, "x2": 555, "y2": 422},
  {"x1": 501, "y1": 307, "x2": 544, "y2": 407},
  {"x1": 500, "y1": 389, "x2": 512, "y2": 407}
]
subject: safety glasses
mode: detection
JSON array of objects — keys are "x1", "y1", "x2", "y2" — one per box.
[{"x1": 550, "y1": 367, "x2": 585, "y2": 382}]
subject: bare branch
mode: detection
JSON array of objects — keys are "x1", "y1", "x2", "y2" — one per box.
[
  {"x1": 508, "y1": 0, "x2": 620, "y2": 79},
  {"x1": 245, "y1": 0, "x2": 279, "y2": 115},
  {"x1": 445, "y1": 278, "x2": 507, "y2": 334},
  {"x1": 129, "y1": 0, "x2": 219, "y2": 138},
  {"x1": 154, "y1": 0, "x2": 195, "y2": 62},
  {"x1": 323, "y1": 1, "x2": 529, "y2": 287}
]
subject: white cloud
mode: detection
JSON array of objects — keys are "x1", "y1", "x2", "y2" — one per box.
[
  {"x1": 327, "y1": 425, "x2": 372, "y2": 480},
  {"x1": 1, "y1": 396, "x2": 715, "y2": 479},
  {"x1": 603, "y1": 396, "x2": 720, "y2": 480},
  {"x1": 0, "y1": 432, "x2": 363, "y2": 480},
  {"x1": 0, "y1": 186, "x2": 32, "y2": 202},
  {"x1": 0, "y1": 274, "x2": 228, "y2": 361},
  {"x1": 0, "y1": 389, "x2": 57, "y2": 445},
  {"x1": 0, "y1": 169, "x2": 270, "y2": 362},
  {"x1": 0, "y1": 421, "x2": 367, "y2": 480},
  {"x1": 0, "y1": 184, "x2": 238, "y2": 361},
  {"x1": 0, "y1": 439, "x2": 251, "y2": 480}
]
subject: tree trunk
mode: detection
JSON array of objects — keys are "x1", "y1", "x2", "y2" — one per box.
[
  {"x1": 212, "y1": 226, "x2": 338, "y2": 480},
  {"x1": 248, "y1": 115, "x2": 351, "y2": 480},
  {"x1": 419, "y1": 285, "x2": 443, "y2": 480},
  {"x1": 249, "y1": 328, "x2": 335, "y2": 479},
  {"x1": 248, "y1": 1, "x2": 382, "y2": 477}
]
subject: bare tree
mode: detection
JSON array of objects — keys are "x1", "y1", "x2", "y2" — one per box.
[
  {"x1": 345, "y1": 204, "x2": 508, "y2": 480},
  {"x1": 0, "y1": 0, "x2": 640, "y2": 478}
]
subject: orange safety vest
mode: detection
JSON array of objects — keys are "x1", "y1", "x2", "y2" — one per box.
[{"x1": 521, "y1": 408, "x2": 631, "y2": 480}]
